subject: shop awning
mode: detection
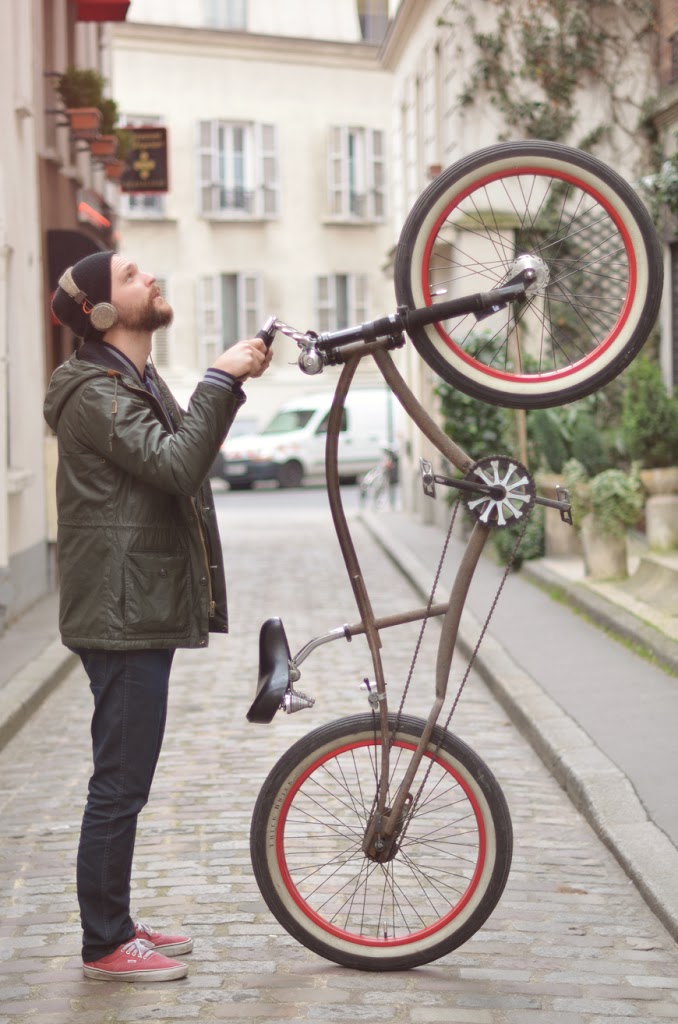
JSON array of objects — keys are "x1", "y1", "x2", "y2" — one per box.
[
  {"x1": 69, "y1": 0, "x2": 130, "y2": 21},
  {"x1": 47, "y1": 229, "x2": 109, "y2": 290}
]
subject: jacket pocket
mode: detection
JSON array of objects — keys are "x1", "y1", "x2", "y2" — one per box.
[{"x1": 123, "y1": 552, "x2": 191, "y2": 636}]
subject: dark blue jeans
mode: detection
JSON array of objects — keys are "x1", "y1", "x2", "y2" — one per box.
[{"x1": 75, "y1": 648, "x2": 175, "y2": 962}]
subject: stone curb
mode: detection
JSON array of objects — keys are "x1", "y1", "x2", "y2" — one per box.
[
  {"x1": 360, "y1": 510, "x2": 678, "y2": 943},
  {"x1": 0, "y1": 639, "x2": 77, "y2": 754}
]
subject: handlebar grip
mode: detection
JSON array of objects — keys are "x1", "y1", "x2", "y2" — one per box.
[{"x1": 256, "y1": 315, "x2": 278, "y2": 349}]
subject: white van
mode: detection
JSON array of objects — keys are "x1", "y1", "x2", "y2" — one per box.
[{"x1": 212, "y1": 388, "x2": 399, "y2": 489}]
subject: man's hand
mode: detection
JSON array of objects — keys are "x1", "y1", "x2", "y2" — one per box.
[{"x1": 212, "y1": 338, "x2": 273, "y2": 381}]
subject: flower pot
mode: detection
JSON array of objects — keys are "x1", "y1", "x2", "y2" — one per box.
[
  {"x1": 90, "y1": 134, "x2": 118, "y2": 159},
  {"x1": 639, "y1": 466, "x2": 678, "y2": 495},
  {"x1": 67, "y1": 107, "x2": 102, "y2": 140},
  {"x1": 104, "y1": 159, "x2": 126, "y2": 181},
  {"x1": 580, "y1": 514, "x2": 628, "y2": 580}
]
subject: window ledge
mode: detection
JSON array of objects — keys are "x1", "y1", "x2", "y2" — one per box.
[
  {"x1": 322, "y1": 216, "x2": 386, "y2": 227},
  {"x1": 202, "y1": 213, "x2": 276, "y2": 224},
  {"x1": 121, "y1": 213, "x2": 177, "y2": 223},
  {"x1": 7, "y1": 468, "x2": 34, "y2": 495}
]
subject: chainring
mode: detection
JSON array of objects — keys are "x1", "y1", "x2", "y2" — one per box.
[{"x1": 464, "y1": 455, "x2": 535, "y2": 528}]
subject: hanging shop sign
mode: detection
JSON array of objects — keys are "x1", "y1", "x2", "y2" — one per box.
[{"x1": 120, "y1": 127, "x2": 169, "y2": 194}]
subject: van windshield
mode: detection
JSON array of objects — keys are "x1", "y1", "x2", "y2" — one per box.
[{"x1": 261, "y1": 409, "x2": 315, "y2": 434}]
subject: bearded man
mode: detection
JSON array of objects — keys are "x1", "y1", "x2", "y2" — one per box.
[{"x1": 44, "y1": 251, "x2": 271, "y2": 981}]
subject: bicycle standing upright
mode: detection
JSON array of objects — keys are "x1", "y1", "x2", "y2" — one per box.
[{"x1": 244, "y1": 141, "x2": 663, "y2": 971}]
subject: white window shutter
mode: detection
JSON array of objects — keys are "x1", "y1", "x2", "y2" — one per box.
[
  {"x1": 197, "y1": 274, "x2": 223, "y2": 367},
  {"x1": 153, "y1": 276, "x2": 171, "y2": 368},
  {"x1": 351, "y1": 274, "x2": 368, "y2": 324},
  {"x1": 257, "y1": 123, "x2": 279, "y2": 218},
  {"x1": 314, "y1": 274, "x2": 336, "y2": 333},
  {"x1": 197, "y1": 120, "x2": 217, "y2": 216},
  {"x1": 238, "y1": 274, "x2": 263, "y2": 338},
  {"x1": 368, "y1": 129, "x2": 386, "y2": 221},
  {"x1": 327, "y1": 126, "x2": 347, "y2": 218}
]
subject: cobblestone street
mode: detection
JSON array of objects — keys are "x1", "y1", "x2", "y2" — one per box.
[{"x1": 1, "y1": 493, "x2": 677, "y2": 1023}]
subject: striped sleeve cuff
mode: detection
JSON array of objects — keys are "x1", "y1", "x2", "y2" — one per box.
[{"x1": 203, "y1": 368, "x2": 246, "y2": 400}]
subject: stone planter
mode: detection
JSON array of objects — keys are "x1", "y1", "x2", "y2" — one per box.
[
  {"x1": 639, "y1": 467, "x2": 678, "y2": 551},
  {"x1": 536, "y1": 472, "x2": 582, "y2": 558},
  {"x1": 580, "y1": 514, "x2": 628, "y2": 580},
  {"x1": 639, "y1": 467, "x2": 678, "y2": 495}
]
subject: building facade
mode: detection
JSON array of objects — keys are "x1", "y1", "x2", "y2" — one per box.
[
  {"x1": 382, "y1": 0, "x2": 660, "y2": 519},
  {"x1": 111, "y1": 1, "x2": 394, "y2": 422},
  {"x1": 0, "y1": 0, "x2": 128, "y2": 629}
]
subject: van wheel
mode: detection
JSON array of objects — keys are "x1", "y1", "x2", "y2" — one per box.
[{"x1": 278, "y1": 461, "x2": 304, "y2": 488}]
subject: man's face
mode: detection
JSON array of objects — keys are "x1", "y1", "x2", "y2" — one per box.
[{"x1": 110, "y1": 255, "x2": 174, "y2": 333}]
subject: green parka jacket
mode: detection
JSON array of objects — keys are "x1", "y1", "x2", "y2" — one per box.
[{"x1": 43, "y1": 343, "x2": 245, "y2": 650}]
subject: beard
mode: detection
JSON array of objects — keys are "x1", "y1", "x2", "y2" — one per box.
[{"x1": 119, "y1": 294, "x2": 174, "y2": 333}]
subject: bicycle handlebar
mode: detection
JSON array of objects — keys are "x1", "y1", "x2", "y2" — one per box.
[{"x1": 258, "y1": 272, "x2": 535, "y2": 364}]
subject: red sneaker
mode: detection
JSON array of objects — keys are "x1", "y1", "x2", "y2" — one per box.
[
  {"x1": 83, "y1": 938, "x2": 187, "y2": 981},
  {"x1": 134, "y1": 920, "x2": 194, "y2": 956}
]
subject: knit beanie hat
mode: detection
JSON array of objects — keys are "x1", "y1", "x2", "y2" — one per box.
[{"x1": 51, "y1": 250, "x2": 115, "y2": 341}]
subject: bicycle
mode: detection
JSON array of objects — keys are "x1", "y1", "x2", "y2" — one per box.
[
  {"x1": 244, "y1": 141, "x2": 663, "y2": 971},
  {"x1": 359, "y1": 447, "x2": 399, "y2": 509}
]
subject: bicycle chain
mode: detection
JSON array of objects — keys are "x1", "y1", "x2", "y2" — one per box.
[{"x1": 390, "y1": 501, "x2": 534, "y2": 852}]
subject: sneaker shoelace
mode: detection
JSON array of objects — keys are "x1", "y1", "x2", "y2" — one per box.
[
  {"x1": 121, "y1": 938, "x2": 156, "y2": 959},
  {"x1": 135, "y1": 920, "x2": 158, "y2": 939}
]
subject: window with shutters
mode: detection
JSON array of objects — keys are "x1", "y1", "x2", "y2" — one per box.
[
  {"x1": 314, "y1": 274, "x2": 368, "y2": 333},
  {"x1": 197, "y1": 273, "x2": 262, "y2": 368},
  {"x1": 327, "y1": 126, "x2": 386, "y2": 222},
  {"x1": 197, "y1": 121, "x2": 279, "y2": 219}
]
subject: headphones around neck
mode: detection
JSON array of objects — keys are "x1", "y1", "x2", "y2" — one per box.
[{"x1": 58, "y1": 266, "x2": 119, "y2": 332}]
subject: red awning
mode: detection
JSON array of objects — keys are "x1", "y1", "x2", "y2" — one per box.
[{"x1": 69, "y1": 0, "x2": 130, "y2": 21}]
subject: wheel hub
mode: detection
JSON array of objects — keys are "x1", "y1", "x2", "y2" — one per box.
[{"x1": 509, "y1": 253, "x2": 549, "y2": 295}]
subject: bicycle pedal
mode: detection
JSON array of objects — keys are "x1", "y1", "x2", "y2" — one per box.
[{"x1": 420, "y1": 458, "x2": 436, "y2": 498}]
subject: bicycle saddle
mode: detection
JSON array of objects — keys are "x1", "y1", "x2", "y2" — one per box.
[{"x1": 247, "y1": 616, "x2": 291, "y2": 723}]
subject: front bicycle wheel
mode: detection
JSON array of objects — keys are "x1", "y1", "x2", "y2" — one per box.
[
  {"x1": 250, "y1": 713, "x2": 512, "y2": 970},
  {"x1": 394, "y1": 141, "x2": 663, "y2": 408}
]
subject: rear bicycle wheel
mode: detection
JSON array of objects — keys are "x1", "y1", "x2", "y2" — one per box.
[
  {"x1": 394, "y1": 141, "x2": 663, "y2": 408},
  {"x1": 250, "y1": 713, "x2": 512, "y2": 970}
]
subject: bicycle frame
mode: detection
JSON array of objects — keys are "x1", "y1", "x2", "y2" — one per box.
[{"x1": 251, "y1": 277, "x2": 572, "y2": 856}]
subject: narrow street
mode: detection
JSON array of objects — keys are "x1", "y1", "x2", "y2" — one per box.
[{"x1": 1, "y1": 487, "x2": 677, "y2": 1023}]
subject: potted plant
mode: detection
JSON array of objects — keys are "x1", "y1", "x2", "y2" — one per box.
[
  {"x1": 104, "y1": 129, "x2": 136, "y2": 181},
  {"x1": 57, "y1": 66, "x2": 105, "y2": 139},
  {"x1": 563, "y1": 459, "x2": 644, "y2": 580},
  {"x1": 90, "y1": 97, "x2": 120, "y2": 159}
]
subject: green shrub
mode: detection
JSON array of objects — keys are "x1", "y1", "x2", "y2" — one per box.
[
  {"x1": 491, "y1": 505, "x2": 544, "y2": 568},
  {"x1": 435, "y1": 381, "x2": 509, "y2": 460},
  {"x1": 57, "y1": 66, "x2": 105, "y2": 108},
  {"x1": 621, "y1": 357, "x2": 678, "y2": 468},
  {"x1": 563, "y1": 459, "x2": 643, "y2": 537}
]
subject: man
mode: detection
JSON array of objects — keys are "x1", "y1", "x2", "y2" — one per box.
[{"x1": 44, "y1": 251, "x2": 271, "y2": 981}]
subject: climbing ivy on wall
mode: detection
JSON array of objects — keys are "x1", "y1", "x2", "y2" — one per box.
[{"x1": 439, "y1": 0, "x2": 657, "y2": 155}]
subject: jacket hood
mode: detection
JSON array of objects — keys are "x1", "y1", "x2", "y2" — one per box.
[
  {"x1": 44, "y1": 342, "x2": 146, "y2": 432},
  {"x1": 44, "y1": 355, "x2": 109, "y2": 432}
]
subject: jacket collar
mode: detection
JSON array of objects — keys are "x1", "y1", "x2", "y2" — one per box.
[{"x1": 77, "y1": 340, "x2": 145, "y2": 383}]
